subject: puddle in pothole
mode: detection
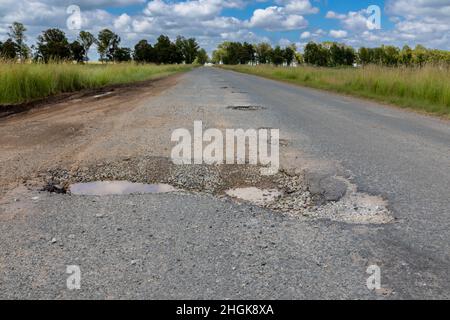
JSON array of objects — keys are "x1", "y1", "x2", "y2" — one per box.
[
  {"x1": 69, "y1": 181, "x2": 177, "y2": 196},
  {"x1": 225, "y1": 187, "x2": 283, "y2": 206}
]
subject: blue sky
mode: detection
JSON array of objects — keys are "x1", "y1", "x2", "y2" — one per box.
[{"x1": 0, "y1": 0, "x2": 449, "y2": 59}]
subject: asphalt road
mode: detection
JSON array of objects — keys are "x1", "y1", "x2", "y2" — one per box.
[{"x1": 0, "y1": 67, "x2": 449, "y2": 299}]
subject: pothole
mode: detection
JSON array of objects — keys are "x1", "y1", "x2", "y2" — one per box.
[
  {"x1": 40, "y1": 156, "x2": 393, "y2": 224},
  {"x1": 69, "y1": 181, "x2": 177, "y2": 196},
  {"x1": 227, "y1": 105, "x2": 266, "y2": 111},
  {"x1": 225, "y1": 187, "x2": 283, "y2": 206}
]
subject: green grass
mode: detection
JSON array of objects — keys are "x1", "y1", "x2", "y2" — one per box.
[
  {"x1": 0, "y1": 62, "x2": 193, "y2": 105},
  {"x1": 218, "y1": 64, "x2": 450, "y2": 117}
]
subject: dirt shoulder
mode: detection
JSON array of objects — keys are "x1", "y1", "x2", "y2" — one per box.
[{"x1": 0, "y1": 73, "x2": 182, "y2": 199}]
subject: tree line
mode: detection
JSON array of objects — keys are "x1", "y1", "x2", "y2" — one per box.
[
  {"x1": 0, "y1": 22, "x2": 209, "y2": 64},
  {"x1": 212, "y1": 42, "x2": 299, "y2": 66},
  {"x1": 213, "y1": 40, "x2": 450, "y2": 67}
]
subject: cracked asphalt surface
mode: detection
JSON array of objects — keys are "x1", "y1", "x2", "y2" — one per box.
[{"x1": 0, "y1": 67, "x2": 449, "y2": 299}]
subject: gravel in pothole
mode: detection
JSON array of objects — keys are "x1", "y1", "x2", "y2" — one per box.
[{"x1": 40, "y1": 156, "x2": 393, "y2": 224}]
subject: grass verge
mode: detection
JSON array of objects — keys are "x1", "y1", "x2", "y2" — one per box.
[
  {"x1": 218, "y1": 64, "x2": 450, "y2": 117},
  {"x1": 0, "y1": 63, "x2": 193, "y2": 105}
]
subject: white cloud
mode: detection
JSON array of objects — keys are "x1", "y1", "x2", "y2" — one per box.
[
  {"x1": 329, "y1": 29, "x2": 347, "y2": 39},
  {"x1": 275, "y1": 0, "x2": 319, "y2": 14},
  {"x1": 300, "y1": 31, "x2": 311, "y2": 39},
  {"x1": 325, "y1": 10, "x2": 369, "y2": 31},
  {"x1": 248, "y1": 6, "x2": 308, "y2": 30}
]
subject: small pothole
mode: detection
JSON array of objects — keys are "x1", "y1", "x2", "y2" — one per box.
[
  {"x1": 42, "y1": 182, "x2": 67, "y2": 194},
  {"x1": 227, "y1": 105, "x2": 266, "y2": 111}
]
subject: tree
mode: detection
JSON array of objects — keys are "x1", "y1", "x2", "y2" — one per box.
[
  {"x1": 255, "y1": 42, "x2": 272, "y2": 64},
  {"x1": 241, "y1": 42, "x2": 255, "y2": 64},
  {"x1": 270, "y1": 46, "x2": 284, "y2": 66},
  {"x1": 70, "y1": 40, "x2": 85, "y2": 63},
  {"x1": 176, "y1": 36, "x2": 199, "y2": 64},
  {"x1": 283, "y1": 45, "x2": 296, "y2": 66},
  {"x1": 358, "y1": 47, "x2": 371, "y2": 65},
  {"x1": 8, "y1": 22, "x2": 29, "y2": 61},
  {"x1": 399, "y1": 45, "x2": 413, "y2": 66},
  {"x1": 413, "y1": 45, "x2": 428, "y2": 67},
  {"x1": 294, "y1": 51, "x2": 303, "y2": 64},
  {"x1": 0, "y1": 39, "x2": 19, "y2": 59},
  {"x1": 133, "y1": 40, "x2": 154, "y2": 63},
  {"x1": 154, "y1": 35, "x2": 174, "y2": 64},
  {"x1": 79, "y1": 31, "x2": 95, "y2": 62},
  {"x1": 114, "y1": 47, "x2": 132, "y2": 62},
  {"x1": 212, "y1": 44, "x2": 226, "y2": 64},
  {"x1": 195, "y1": 48, "x2": 209, "y2": 64},
  {"x1": 223, "y1": 42, "x2": 242, "y2": 64},
  {"x1": 97, "y1": 29, "x2": 120, "y2": 63},
  {"x1": 303, "y1": 42, "x2": 329, "y2": 66},
  {"x1": 343, "y1": 46, "x2": 356, "y2": 66},
  {"x1": 382, "y1": 45, "x2": 399, "y2": 66},
  {"x1": 36, "y1": 28, "x2": 71, "y2": 62},
  {"x1": 329, "y1": 43, "x2": 345, "y2": 66}
]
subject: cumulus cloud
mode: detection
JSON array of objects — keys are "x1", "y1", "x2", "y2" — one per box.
[
  {"x1": 300, "y1": 31, "x2": 311, "y2": 39},
  {"x1": 329, "y1": 30, "x2": 348, "y2": 39},
  {"x1": 248, "y1": 6, "x2": 308, "y2": 31},
  {"x1": 275, "y1": 0, "x2": 319, "y2": 14},
  {"x1": 325, "y1": 10, "x2": 369, "y2": 31}
]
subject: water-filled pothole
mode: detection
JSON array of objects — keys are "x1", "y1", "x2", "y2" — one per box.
[
  {"x1": 43, "y1": 156, "x2": 393, "y2": 224},
  {"x1": 69, "y1": 181, "x2": 177, "y2": 196}
]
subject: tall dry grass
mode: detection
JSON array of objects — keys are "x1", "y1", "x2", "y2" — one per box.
[
  {"x1": 219, "y1": 64, "x2": 450, "y2": 117},
  {"x1": 0, "y1": 62, "x2": 192, "y2": 105}
]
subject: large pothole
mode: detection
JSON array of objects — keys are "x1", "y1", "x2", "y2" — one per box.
[{"x1": 40, "y1": 156, "x2": 393, "y2": 224}]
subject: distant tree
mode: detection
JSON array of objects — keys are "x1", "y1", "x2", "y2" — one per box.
[
  {"x1": 399, "y1": 45, "x2": 413, "y2": 66},
  {"x1": 413, "y1": 45, "x2": 428, "y2": 67},
  {"x1": 372, "y1": 47, "x2": 384, "y2": 65},
  {"x1": 211, "y1": 44, "x2": 227, "y2": 64},
  {"x1": 255, "y1": 42, "x2": 272, "y2": 64},
  {"x1": 382, "y1": 45, "x2": 399, "y2": 66},
  {"x1": 176, "y1": 36, "x2": 199, "y2": 64},
  {"x1": 70, "y1": 40, "x2": 85, "y2": 63},
  {"x1": 283, "y1": 45, "x2": 296, "y2": 66},
  {"x1": 78, "y1": 31, "x2": 96, "y2": 62},
  {"x1": 154, "y1": 35, "x2": 174, "y2": 64},
  {"x1": 0, "y1": 39, "x2": 19, "y2": 59},
  {"x1": 270, "y1": 46, "x2": 284, "y2": 66},
  {"x1": 97, "y1": 29, "x2": 120, "y2": 63},
  {"x1": 133, "y1": 40, "x2": 154, "y2": 63},
  {"x1": 358, "y1": 47, "x2": 371, "y2": 65},
  {"x1": 114, "y1": 47, "x2": 132, "y2": 62},
  {"x1": 294, "y1": 51, "x2": 304, "y2": 64},
  {"x1": 195, "y1": 48, "x2": 209, "y2": 64},
  {"x1": 343, "y1": 46, "x2": 356, "y2": 65},
  {"x1": 8, "y1": 22, "x2": 29, "y2": 61},
  {"x1": 224, "y1": 42, "x2": 242, "y2": 64},
  {"x1": 241, "y1": 42, "x2": 255, "y2": 64},
  {"x1": 36, "y1": 28, "x2": 71, "y2": 62},
  {"x1": 303, "y1": 42, "x2": 329, "y2": 66},
  {"x1": 329, "y1": 43, "x2": 345, "y2": 66}
]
